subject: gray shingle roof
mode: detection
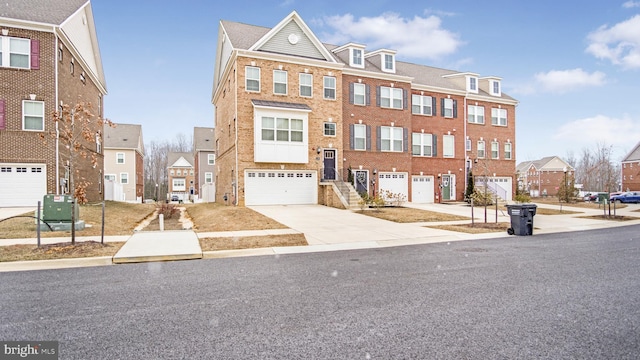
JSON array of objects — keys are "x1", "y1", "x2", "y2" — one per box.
[
  {"x1": 0, "y1": 0, "x2": 88, "y2": 25},
  {"x1": 623, "y1": 141, "x2": 640, "y2": 162},
  {"x1": 168, "y1": 152, "x2": 193, "y2": 167},
  {"x1": 251, "y1": 99, "x2": 312, "y2": 111},
  {"x1": 193, "y1": 127, "x2": 215, "y2": 151},
  {"x1": 104, "y1": 123, "x2": 143, "y2": 152}
]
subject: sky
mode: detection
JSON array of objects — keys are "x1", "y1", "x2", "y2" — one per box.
[{"x1": 90, "y1": 0, "x2": 640, "y2": 163}]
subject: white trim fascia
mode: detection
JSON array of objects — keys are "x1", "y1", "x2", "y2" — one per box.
[
  {"x1": 410, "y1": 84, "x2": 467, "y2": 96},
  {"x1": 237, "y1": 49, "x2": 344, "y2": 70},
  {"x1": 465, "y1": 93, "x2": 519, "y2": 106},
  {"x1": 341, "y1": 67, "x2": 412, "y2": 83},
  {"x1": 249, "y1": 11, "x2": 337, "y2": 63},
  {"x1": 56, "y1": 25, "x2": 107, "y2": 94},
  {"x1": 443, "y1": 71, "x2": 480, "y2": 78},
  {"x1": 252, "y1": 104, "x2": 313, "y2": 113},
  {"x1": 332, "y1": 42, "x2": 366, "y2": 54},
  {"x1": 0, "y1": 17, "x2": 57, "y2": 32},
  {"x1": 364, "y1": 48, "x2": 397, "y2": 58}
]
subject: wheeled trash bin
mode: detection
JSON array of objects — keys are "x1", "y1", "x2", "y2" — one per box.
[{"x1": 506, "y1": 204, "x2": 537, "y2": 236}]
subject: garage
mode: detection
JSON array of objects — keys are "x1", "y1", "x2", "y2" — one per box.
[
  {"x1": 244, "y1": 170, "x2": 317, "y2": 205},
  {"x1": 378, "y1": 172, "x2": 408, "y2": 202},
  {"x1": 0, "y1": 163, "x2": 47, "y2": 207},
  {"x1": 411, "y1": 175, "x2": 435, "y2": 203}
]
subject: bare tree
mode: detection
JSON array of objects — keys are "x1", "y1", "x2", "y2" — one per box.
[
  {"x1": 573, "y1": 142, "x2": 620, "y2": 192},
  {"x1": 143, "y1": 133, "x2": 194, "y2": 201}
]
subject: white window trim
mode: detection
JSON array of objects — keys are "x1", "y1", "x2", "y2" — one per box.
[
  {"x1": 443, "y1": 135, "x2": 455, "y2": 158},
  {"x1": 350, "y1": 48, "x2": 364, "y2": 68},
  {"x1": 299, "y1": 73, "x2": 312, "y2": 98},
  {"x1": 468, "y1": 105, "x2": 485, "y2": 124},
  {"x1": 467, "y1": 76, "x2": 478, "y2": 93},
  {"x1": 504, "y1": 142, "x2": 512, "y2": 160},
  {"x1": 116, "y1": 152, "x2": 125, "y2": 164},
  {"x1": 490, "y1": 80, "x2": 501, "y2": 96},
  {"x1": 491, "y1": 108, "x2": 507, "y2": 126},
  {"x1": 323, "y1": 76, "x2": 336, "y2": 100},
  {"x1": 381, "y1": 126, "x2": 403, "y2": 152},
  {"x1": 382, "y1": 53, "x2": 395, "y2": 73},
  {"x1": 260, "y1": 117, "x2": 304, "y2": 143},
  {"x1": 120, "y1": 172, "x2": 129, "y2": 184},
  {"x1": 204, "y1": 172, "x2": 213, "y2": 184},
  {"x1": 245, "y1": 66, "x2": 260, "y2": 92},
  {"x1": 412, "y1": 133, "x2": 433, "y2": 157},
  {"x1": 443, "y1": 98, "x2": 454, "y2": 118},
  {"x1": 172, "y1": 178, "x2": 186, "y2": 191},
  {"x1": 477, "y1": 141, "x2": 486, "y2": 158},
  {"x1": 1, "y1": 36, "x2": 30, "y2": 69},
  {"x1": 22, "y1": 100, "x2": 44, "y2": 131},
  {"x1": 273, "y1": 69, "x2": 287, "y2": 95},
  {"x1": 324, "y1": 122, "x2": 336, "y2": 137},
  {"x1": 491, "y1": 141, "x2": 499, "y2": 159},
  {"x1": 381, "y1": 86, "x2": 403, "y2": 109},
  {"x1": 412, "y1": 94, "x2": 432, "y2": 116},
  {"x1": 353, "y1": 124, "x2": 366, "y2": 151},
  {"x1": 207, "y1": 154, "x2": 215, "y2": 165},
  {"x1": 353, "y1": 83, "x2": 366, "y2": 106}
]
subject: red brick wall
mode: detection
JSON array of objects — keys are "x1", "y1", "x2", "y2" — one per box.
[{"x1": 622, "y1": 161, "x2": 640, "y2": 191}]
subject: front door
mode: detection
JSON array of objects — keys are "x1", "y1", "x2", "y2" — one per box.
[
  {"x1": 442, "y1": 175, "x2": 451, "y2": 200},
  {"x1": 323, "y1": 149, "x2": 336, "y2": 180},
  {"x1": 354, "y1": 170, "x2": 368, "y2": 194}
]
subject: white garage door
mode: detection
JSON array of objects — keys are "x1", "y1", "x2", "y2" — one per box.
[
  {"x1": 378, "y1": 172, "x2": 408, "y2": 202},
  {"x1": 245, "y1": 170, "x2": 317, "y2": 205},
  {"x1": 0, "y1": 164, "x2": 47, "y2": 207},
  {"x1": 411, "y1": 176, "x2": 435, "y2": 203}
]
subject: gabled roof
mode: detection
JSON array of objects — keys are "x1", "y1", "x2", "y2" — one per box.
[
  {"x1": 623, "y1": 141, "x2": 640, "y2": 162},
  {"x1": 0, "y1": 0, "x2": 88, "y2": 25},
  {"x1": 168, "y1": 152, "x2": 194, "y2": 168},
  {"x1": 104, "y1": 123, "x2": 144, "y2": 155},
  {"x1": 517, "y1": 156, "x2": 574, "y2": 172},
  {"x1": 193, "y1": 127, "x2": 215, "y2": 152}
]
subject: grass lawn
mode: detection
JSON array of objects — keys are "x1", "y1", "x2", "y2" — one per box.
[
  {"x1": 0, "y1": 241, "x2": 125, "y2": 262},
  {"x1": 355, "y1": 207, "x2": 468, "y2": 222},
  {"x1": 578, "y1": 215, "x2": 640, "y2": 221},
  {"x1": 428, "y1": 222, "x2": 510, "y2": 234},
  {"x1": 199, "y1": 234, "x2": 308, "y2": 251},
  {"x1": 185, "y1": 203, "x2": 288, "y2": 231}
]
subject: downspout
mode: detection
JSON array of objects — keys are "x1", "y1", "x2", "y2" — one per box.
[
  {"x1": 234, "y1": 64, "x2": 239, "y2": 206},
  {"x1": 463, "y1": 94, "x2": 468, "y2": 198},
  {"x1": 54, "y1": 33, "x2": 60, "y2": 195}
]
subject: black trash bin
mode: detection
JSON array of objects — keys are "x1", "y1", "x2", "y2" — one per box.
[{"x1": 506, "y1": 204, "x2": 537, "y2": 236}]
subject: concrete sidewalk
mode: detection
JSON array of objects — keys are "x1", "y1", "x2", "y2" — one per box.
[{"x1": 112, "y1": 231, "x2": 202, "y2": 264}]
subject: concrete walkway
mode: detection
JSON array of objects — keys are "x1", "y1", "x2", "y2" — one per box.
[{"x1": 1, "y1": 202, "x2": 639, "y2": 272}]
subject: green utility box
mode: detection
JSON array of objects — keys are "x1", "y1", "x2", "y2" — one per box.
[{"x1": 42, "y1": 194, "x2": 79, "y2": 222}]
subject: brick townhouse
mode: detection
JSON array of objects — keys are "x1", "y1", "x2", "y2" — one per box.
[
  {"x1": 212, "y1": 11, "x2": 517, "y2": 207},
  {"x1": 621, "y1": 141, "x2": 640, "y2": 192},
  {"x1": 0, "y1": 0, "x2": 107, "y2": 206},
  {"x1": 516, "y1": 156, "x2": 574, "y2": 197}
]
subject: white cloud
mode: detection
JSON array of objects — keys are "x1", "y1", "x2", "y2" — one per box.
[
  {"x1": 319, "y1": 12, "x2": 462, "y2": 59},
  {"x1": 553, "y1": 115, "x2": 640, "y2": 151},
  {"x1": 622, "y1": 1, "x2": 640, "y2": 8},
  {"x1": 533, "y1": 68, "x2": 606, "y2": 93},
  {"x1": 586, "y1": 14, "x2": 640, "y2": 69}
]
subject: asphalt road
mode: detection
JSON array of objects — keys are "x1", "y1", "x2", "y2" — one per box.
[{"x1": 1, "y1": 225, "x2": 639, "y2": 359}]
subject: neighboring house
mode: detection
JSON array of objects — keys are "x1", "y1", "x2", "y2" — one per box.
[
  {"x1": 193, "y1": 127, "x2": 216, "y2": 202},
  {"x1": 516, "y1": 156, "x2": 574, "y2": 197},
  {"x1": 0, "y1": 0, "x2": 107, "y2": 206},
  {"x1": 103, "y1": 123, "x2": 144, "y2": 202},
  {"x1": 167, "y1": 152, "x2": 194, "y2": 201},
  {"x1": 212, "y1": 11, "x2": 517, "y2": 206},
  {"x1": 621, "y1": 141, "x2": 640, "y2": 192}
]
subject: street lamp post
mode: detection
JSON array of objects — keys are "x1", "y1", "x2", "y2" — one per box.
[
  {"x1": 563, "y1": 166, "x2": 568, "y2": 203},
  {"x1": 155, "y1": 183, "x2": 158, "y2": 202}
]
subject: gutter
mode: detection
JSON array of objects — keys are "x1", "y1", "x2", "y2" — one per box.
[{"x1": 54, "y1": 32, "x2": 60, "y2": 195}]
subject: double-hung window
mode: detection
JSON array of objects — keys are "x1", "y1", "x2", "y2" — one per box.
[
  {"x1": 443, "y1": 135, "x2": 455, "y2": 158},
  {"x1": 120, "y1": 173, "x2": 129, "y2": 184},
  {"x1": 491, "y1": 108, "x2": 507, "y2": 126},
  {"x1": 351, "y1": 48, "x2": 363, "y2": 68},
  {"x1": 380, "y1": 86, "x2": 403, "y2": 109},
  {"x1": 246, "y1": 66, "x2": 260, "y2": 92},
  {"x1": 443, "y1": 98, "x2": 454, "y2": 118},
  {"x1": 324, "y1": 122, "x2": 336, "y2": 136},
  {"x1": 208, "y1": 154, "x2": 215, "y2": 165},
  {"x1": 263, "y1": 117, "x2": 303, "y2": 143},
  {"x1": 323, "y1": 76, "x2": 336, "y2": 100},
  {"x1": 468, "y1": 105, "x2": 485, "y2": 124},
  {"x1": 116, "y1": 152, "x2": 125, "y2": 164},
  {"x1": 412, "y1": 95, "x2": 433, "y2": 115},
  {"x1": 491, "y1": 141, "x2": 499, "y2": 159},
  {"x1": 383, "y1": 54, "x2": 394, "y2": 72},
  {"x1": 381, "y1": 126, "x2": 403, "y2": 152},
  {"x1": 353, "y1": 124, "x2": 366, "y2": 150},
  {"x1": 205, "y1": 172, "x2": 213, "y2": 184},
  {"x1": 1, "y1": 36, "x2": 30, "y2": 69},
  {"x1": 477, "y1": 141, "x2": 485, "y2": 158},
  {"x1": 412, "y1": 133, "x2": 433, "y2": 157},
  {"x1": 504, "y1": 142, "x2": 512, "y2": 160},
  {"x1": 273, "y1": 70, "x2": 287, "y2": 95},
  {"x1": 22, "y1": 100, "x2": 44, "y2": 131},
  {"x1": 353, "y1": 83, "x2": 366, "y2": 105},
  {"x1": 299, "y1": 73, "x2": 312, "y2": 97}
]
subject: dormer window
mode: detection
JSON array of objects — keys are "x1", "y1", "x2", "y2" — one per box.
[
  {"x1": 383, "y1": 54, "x2": 394, "y2": 72},
  {"x1": 350, "y1": 48, "x2": 364, "y2": 68},
  {"x1": 467, "y1": 76, "x2": 478, "y2": 93},
  {"x1": 490, "y1": 80, "x2": 501, "y2": 96}
]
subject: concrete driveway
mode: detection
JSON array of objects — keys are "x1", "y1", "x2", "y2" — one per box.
[
  {"x1": 0, "y1": 207, "x2": 35, "y2": 221},
  {"x1": 249, "y1": 205, "x2": 465, "y2": 246}
]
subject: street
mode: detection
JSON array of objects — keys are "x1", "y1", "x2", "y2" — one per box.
[{"x1": 1, "y1": 225, "x2": 639, "y2": 359}]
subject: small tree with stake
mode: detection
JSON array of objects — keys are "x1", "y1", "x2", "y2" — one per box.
[{"x1": 41, "y1": 102, "x2": 114, "y2": 244}]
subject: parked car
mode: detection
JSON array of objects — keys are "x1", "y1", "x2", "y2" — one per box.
[
  {"x1": 583, "y1": 192, "x2": 594, "y2": 202},
  {"x1": 609, "y1": 191, "x2": 623, "y2": 200},
  {"x1": 170, "y1": 195, "x2": 179, "y2": 202},
  {"x1": 610, "y1": 192, "x2": 640, "y2": 204}
]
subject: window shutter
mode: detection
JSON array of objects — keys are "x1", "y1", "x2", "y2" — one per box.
[
  {"x1": 349, "y1": 83, "x2": 354, "y2": 104},
  {"x1": 376, "y1": 126, "x2": 381, "y2": 151},
  {"x1": 432, "y1": 97, "x2": 437, "y2": 114},
  {"x1": 453, "y1": 100, "x2": 458, "y2": 118},
  {"x1": 0, "y1": 99, "x2": 5, "y2": 130},
  {"x1": 403, "y1": 127, "x2": 409, "y2": 152},
  {"x1": 441, "y1": 98, "x2": 445, "y2": 116},
  {"x1": 365, "y1": 85, "x2": 371, "y2": 106},
  {"x1": 30, "y1": 39, "x2": 40, "y2": 70},
  {"x1": 366, "y1": 125, "x2": 372, "y2": 151},
  {"x1": 376, "y1": 86, "x2": 381, "y2": 107},
  {"x1": 349, "y1": 124, "x2": 355, "y2": 149},
  {"x1": 403, "y1": 89, "x2": 408, "y2": 110},
  {"x1": 432, "y1": 135, "x2": 437, "y2": 157}
]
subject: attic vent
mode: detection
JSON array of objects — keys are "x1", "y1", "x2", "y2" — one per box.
[{"x1": 123, "y1": 138, "x2": 128, "y2": 141}]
